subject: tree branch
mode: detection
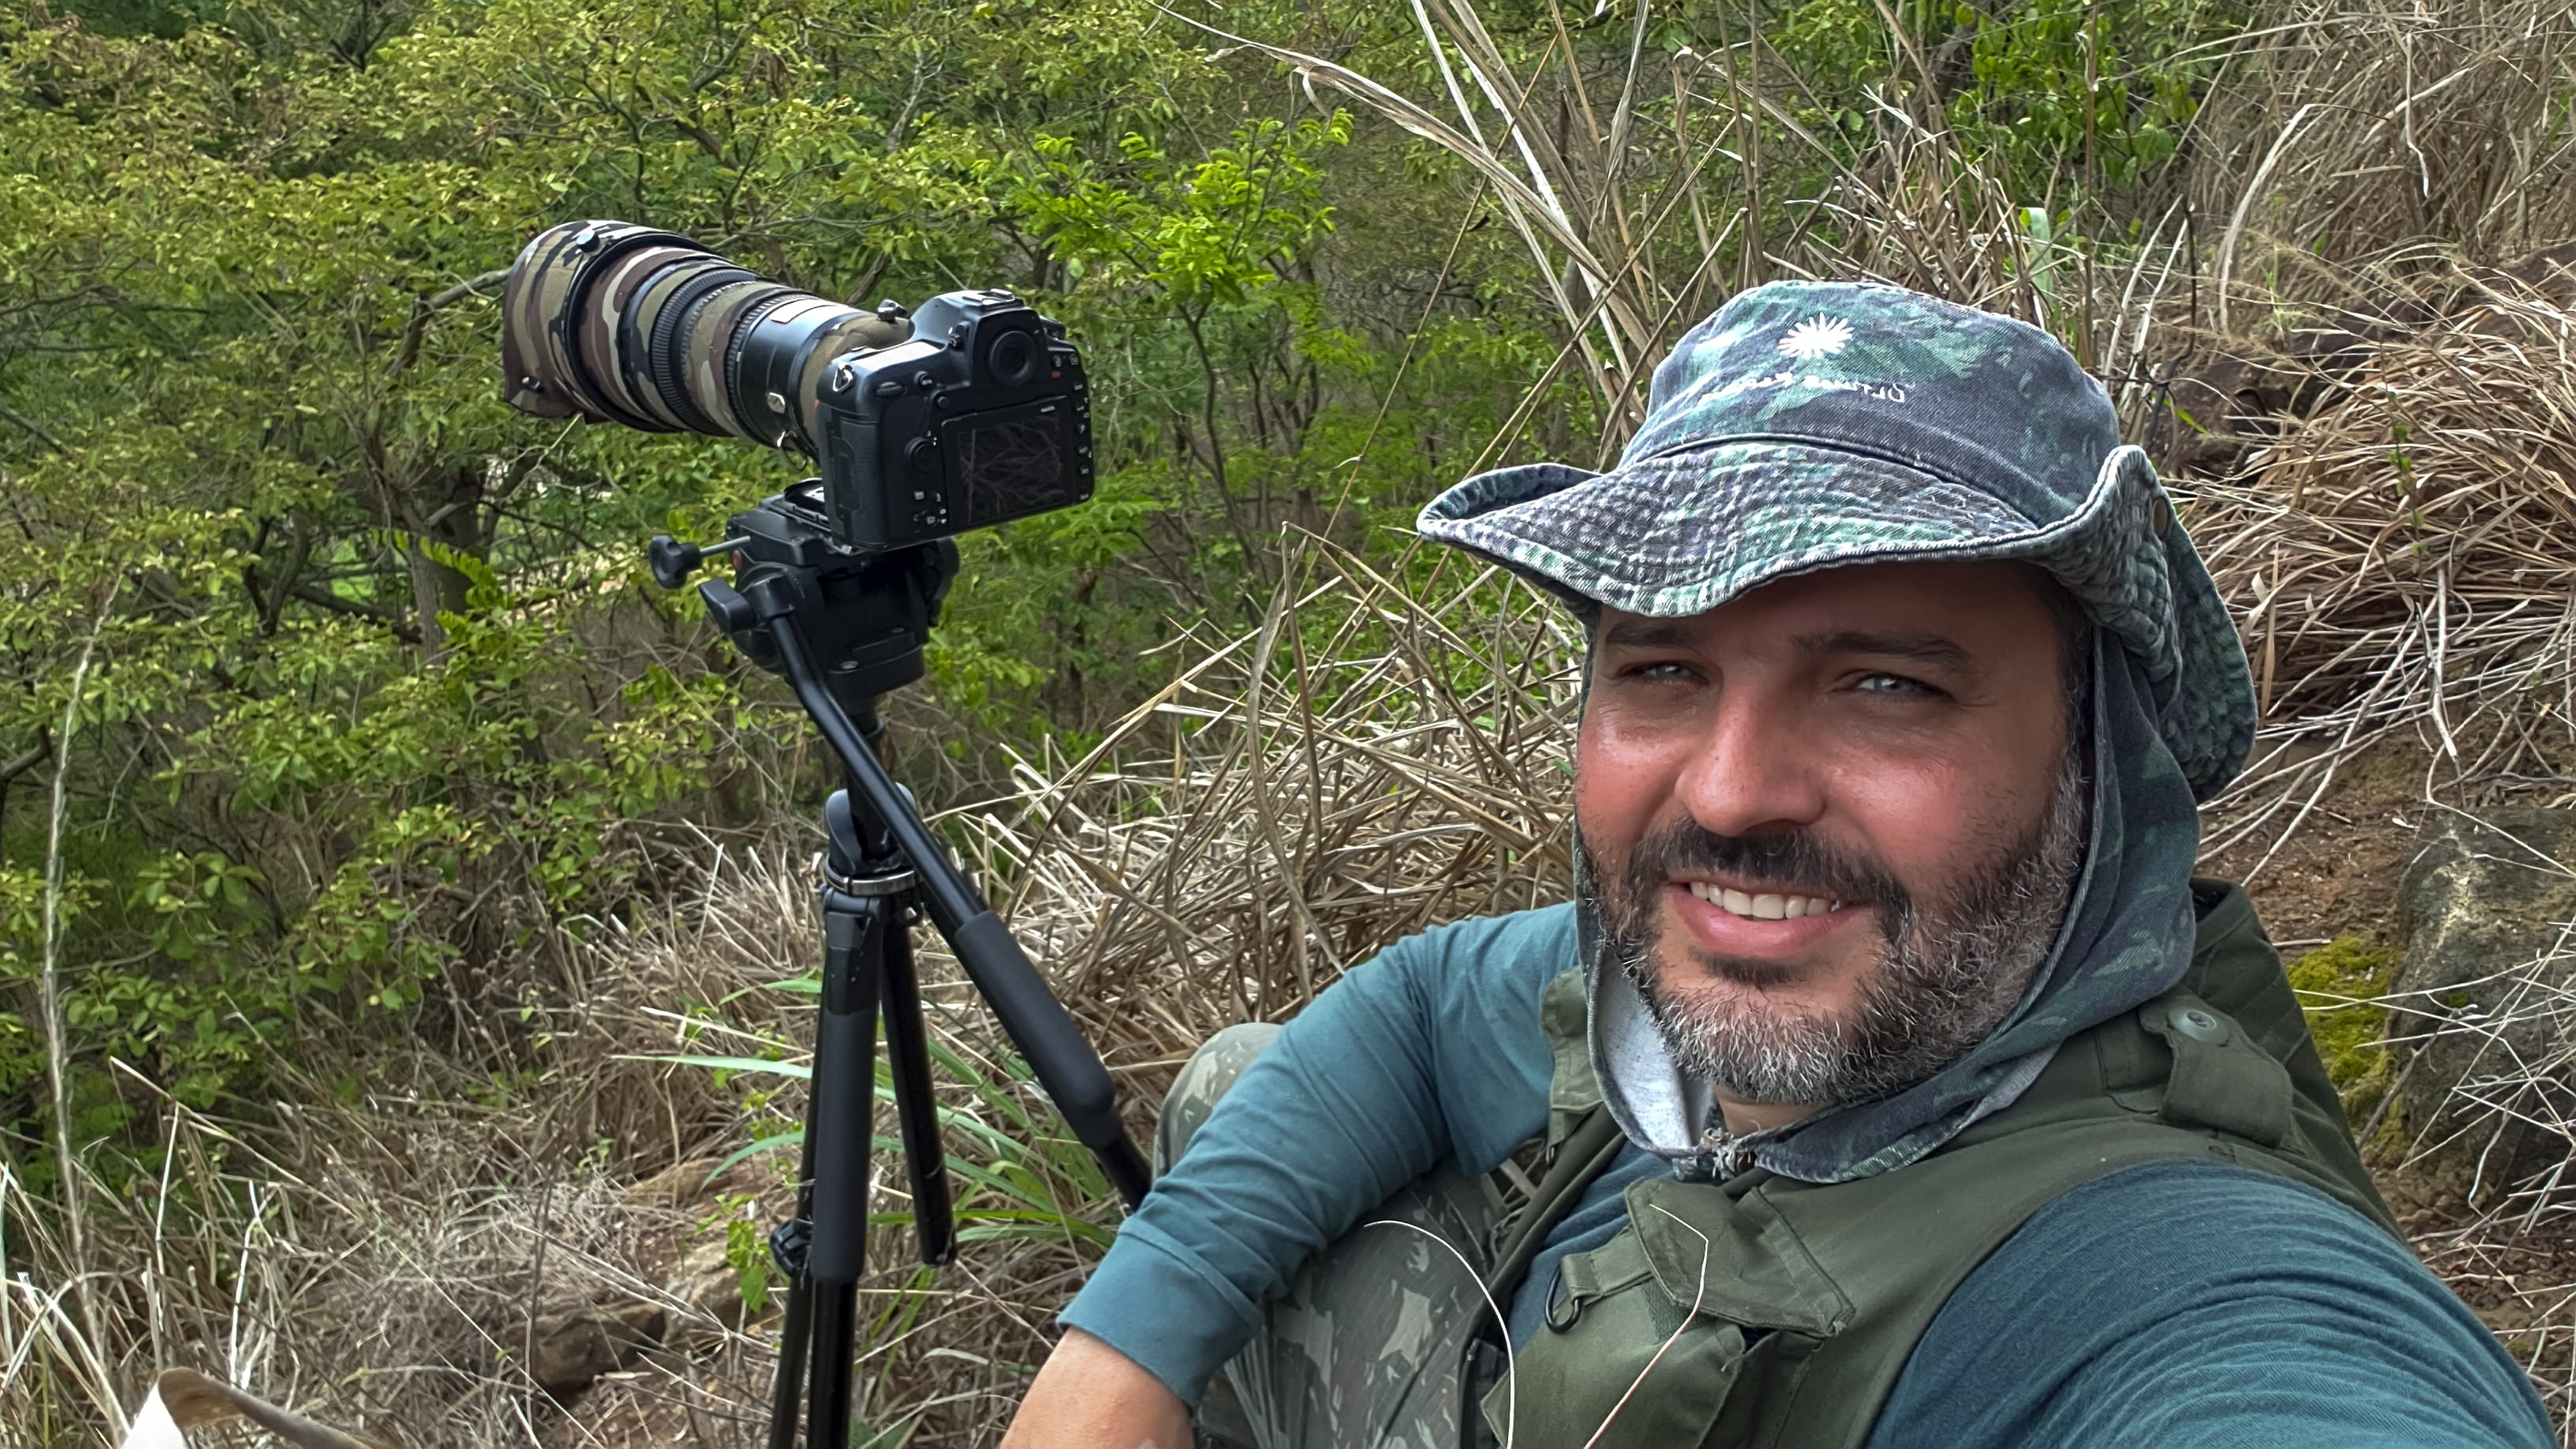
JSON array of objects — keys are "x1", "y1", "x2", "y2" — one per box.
[
  {"x1": 290, "y1": 582, "x2": 423, "y2": 644},
  {"x1": 0, "y1": 399, "x2": 68, "y2": 455},
  {"x1": 0, "y1": 729, "x2": 51, "y2": 787},
  {"x1": 388, "y1": 268, "x2": 511, "y2": 381}
]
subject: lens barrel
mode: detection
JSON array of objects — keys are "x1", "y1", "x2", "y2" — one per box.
[{"x1": 501, "y1": 219, "x2": 910, "y2": 456}]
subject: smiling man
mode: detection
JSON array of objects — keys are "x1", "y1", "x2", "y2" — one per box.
[
  {"x1": 1001, "y1": 283, "x2": 2553, "y2": 1448},
  {"x1": 1583, "y1": 562, "x2": 2089, "y2": 1140}
]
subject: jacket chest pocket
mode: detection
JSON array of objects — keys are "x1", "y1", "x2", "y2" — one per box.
[{"x1": 1481, "y1": 1233, "x2": 1748, "y2": 1449}]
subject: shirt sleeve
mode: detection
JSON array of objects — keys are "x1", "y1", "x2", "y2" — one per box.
[
  {"x1": 1868, "y1": 1160, "x2": 2555, "y2": 1449},
  {"x1": 1058, "y1": 904, "x2": 1575, "y2": 1405}
]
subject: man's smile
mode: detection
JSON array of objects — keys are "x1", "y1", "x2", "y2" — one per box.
[
  {"x1": 1677, "y1": 876, "x2": 1855, "y2": 919},
  {"x1": 1663, "y1": 878, "x2": 1870, "y2": 961}
]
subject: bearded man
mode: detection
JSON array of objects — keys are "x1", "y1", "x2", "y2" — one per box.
[{"x1": 1001, "y1": 283, "x2": 2553, "y2": 1448}]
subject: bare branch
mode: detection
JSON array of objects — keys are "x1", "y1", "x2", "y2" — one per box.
[{"x1": 388, "y1": 268, "x2": 511, "y2": 380}]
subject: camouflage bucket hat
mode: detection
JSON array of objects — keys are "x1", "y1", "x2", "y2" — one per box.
[{"x1": 1417, "y1": 279, "x2": 2256, "y2": 802}]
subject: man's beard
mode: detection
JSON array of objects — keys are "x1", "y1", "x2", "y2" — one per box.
[{"x1": 1582, "y1": 746, "x2": 2088, "y2": 1112}]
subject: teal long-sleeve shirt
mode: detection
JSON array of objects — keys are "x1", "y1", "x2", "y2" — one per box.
[{"x1": 1058, "y1": 904, "x2": 2553, "y2": 1446}]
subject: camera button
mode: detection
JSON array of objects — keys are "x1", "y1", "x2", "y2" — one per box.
[{"x1": 874, "y1": 380, "x2": 905, "y2": 398}]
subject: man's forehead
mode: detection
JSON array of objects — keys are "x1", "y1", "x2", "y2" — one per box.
[
  {"x1": 1591, "y1": 560, "x2": 2061, "y2": 646},
  {"x1": 1597, "y1": 611, "x2": 1985, "y2": 671}
]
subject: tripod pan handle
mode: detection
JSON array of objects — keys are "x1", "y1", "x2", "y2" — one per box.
[{"x1": 949, "y1": 911, "x2": 1149, "y2": 1208}]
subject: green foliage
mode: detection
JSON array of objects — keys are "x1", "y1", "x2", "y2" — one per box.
[
  {"x1": 2286, "y1": 935, "x2": 2399, "y2": 1125},
  {"x1": 663, "y1": 1018, "x2": 1118, "y2": 1253},
  {"x1": 1776, "y1": 0, "x2": 2248, "y2": 203},
  {"x1": 704, "y1": 1190, "x2": 784, "y2": 1318},
  {"x1": 0, "y1": 0, "x2": 1242, "y2": 1155}
]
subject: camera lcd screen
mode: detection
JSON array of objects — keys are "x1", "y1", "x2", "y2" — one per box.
[{"x1": 944, "y1": 399, "x2": 1076, "y2": 528}]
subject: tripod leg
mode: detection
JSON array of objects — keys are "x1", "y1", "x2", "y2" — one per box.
[
  {"x1": 880, "y1": 922, "x2": 954, "y2": 1266},
  {"x1": 807, "y1": 1280, "x2": 861, "y2": 1449},
  {"x1": 809, "y1": 900, "x2": 883, "y2": 1285},
  {"x1": 785, "y1": 891, "x2": 886, "y2": 1449},
  {"x1": 765, "y1": 1118, "x2": 818, "y2": 1449},
  {"x1": 762, "y1": 610, "x2": 1152, "y2": 1211},
  {"x1": 765, "y1": 1273, "x2": 813, "y2": 1449}
]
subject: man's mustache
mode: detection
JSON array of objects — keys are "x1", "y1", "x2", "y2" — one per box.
[{"x1": 1614, "y1": 817, "x2": 1912, "y2": 922}]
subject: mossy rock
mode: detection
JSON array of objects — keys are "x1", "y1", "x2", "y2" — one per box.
[
  {"x1": 2390, "y1": 807, "x2": 2576, "y2": 1208},
  {"x1": 2285, "y1": 935, "x2": 2397, "y2": 1129}
]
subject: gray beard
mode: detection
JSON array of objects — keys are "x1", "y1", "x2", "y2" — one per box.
[{"x1": 1587, "y1": 746, "x2": 2088, "y2": 1110}]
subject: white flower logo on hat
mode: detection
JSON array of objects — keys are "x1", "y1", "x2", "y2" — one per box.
[{"x1": 1779, "y1": 315, "x2": 1854, "y2": 361}]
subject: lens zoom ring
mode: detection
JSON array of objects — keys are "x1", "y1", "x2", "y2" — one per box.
[{"x1": 650, "y1": 265, "x2": 758, "y2": 436}]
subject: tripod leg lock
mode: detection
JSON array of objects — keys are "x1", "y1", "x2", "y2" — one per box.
[{"x1": 769, "y1": 1216, "x2": 812, "y2": 1280}]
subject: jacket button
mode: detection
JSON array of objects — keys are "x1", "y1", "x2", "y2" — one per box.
[{"x1": 2174, "y1": 1008, "x2": 2226, "y2": 1043}]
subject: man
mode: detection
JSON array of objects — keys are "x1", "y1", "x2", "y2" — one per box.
[{"x1": 1002, "y1": 283, "x2": 2554, "y2": 1447}]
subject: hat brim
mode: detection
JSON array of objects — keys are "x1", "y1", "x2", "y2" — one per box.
[
  {"x1": 1416, "y1": 438, "x2": 2256, "y2": 801},
  {"x1": 1420, "y1": 440, "x2": 2049, "y2": 620}
]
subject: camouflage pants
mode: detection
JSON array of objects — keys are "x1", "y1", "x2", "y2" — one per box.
[{"x1": 1158, "y1": 1024, "x2": 1508, "y2": 1449}]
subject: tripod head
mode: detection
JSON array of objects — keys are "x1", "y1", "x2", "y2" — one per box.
[{"x1": 651, "y1": 479, "x2": 957, "y2": 715}]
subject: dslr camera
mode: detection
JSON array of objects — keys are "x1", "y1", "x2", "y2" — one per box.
[{"x1": 500, "y1": 219, "x2": 1095, "y2": 552}]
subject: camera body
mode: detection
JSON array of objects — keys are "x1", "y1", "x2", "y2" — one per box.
[
  {"x1": 812, "y1": 290, "x2": 1095, "y2": 552},
  {"x1": 500, "y1": 219, "x2": 1095, "y2": 556}
]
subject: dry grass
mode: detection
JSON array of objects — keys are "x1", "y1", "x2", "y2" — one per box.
[
  {"x1": 0, "y1": 546, "x2": 1589, "y2": 1448},
  {"x1": 2192, "y1": 277, "x2": 2576, "y2": 871},
  {"x1": 2193, "y1": 0, "x2": 2576, "y2": 309},
  {"x1": 961, "y1": 546, "x2": 1582, "y2": 1056},
  {"x1": 0, "y1": 844, "x2": 810, "y2": 1448}
]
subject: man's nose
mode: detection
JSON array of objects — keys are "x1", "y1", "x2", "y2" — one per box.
[{"x1": 1672, "y1": 690, "x2": 1828, "y2": 839}]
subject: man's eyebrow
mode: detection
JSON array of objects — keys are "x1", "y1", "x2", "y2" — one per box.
[
  {"x1": 1795, "y1": 629, "x2": 1982, "y2": 676},
  {"x1": 1597, "y1": 619, "x2": 1698, "y2": 652}
]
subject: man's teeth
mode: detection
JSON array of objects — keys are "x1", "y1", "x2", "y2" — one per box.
[{"x1": 1684, "y1": 882, "x2": 1845, "y2": 919}]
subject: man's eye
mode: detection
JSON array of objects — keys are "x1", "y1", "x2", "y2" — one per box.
[
  {"x1": 1854, "y1": 672, "x2": 1933, "y2": 696},
  {"x1": 1628, "y1": 661, "x2": 1699, "y2": 682}
]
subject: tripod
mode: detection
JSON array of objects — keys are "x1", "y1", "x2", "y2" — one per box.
[{"x1": 650, "y1": 481, "x2": 1153, "y2": 1449}]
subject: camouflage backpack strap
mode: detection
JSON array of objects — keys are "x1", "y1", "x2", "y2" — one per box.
[{"x1": 1485, "y1": 968, "x2": 1626, "y2": 1303}]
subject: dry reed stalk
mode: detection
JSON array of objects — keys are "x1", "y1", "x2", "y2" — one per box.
[
  {"x1": 37, "y1": 582, "x2": 118, "y2": 1432},
  {"x1": 2192, "y1": 279, "x2": 2576, "y2": 870},
  {"x1": 2196, "y1": 0, "x2": 2576, "y2": 306}
]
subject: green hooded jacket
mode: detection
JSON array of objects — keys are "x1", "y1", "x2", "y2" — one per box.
[{"x1": 1481, "y1": 878, "x2": 2391, "y2": 1449}]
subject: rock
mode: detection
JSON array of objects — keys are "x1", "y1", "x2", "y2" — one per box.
[
  {"x1": 662, "y1": 1234, "x2": 751, "y2": 1348},
  {"x1": 2391, "y1": 807, "x2": 2576, "y2": 1207},
  {"x1": 530, "y1": 1301, "x2": 667, "y2": 1398}
]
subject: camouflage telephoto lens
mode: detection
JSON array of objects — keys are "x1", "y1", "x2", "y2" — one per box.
[{"x1": 500, "y1": 219, "x2": 908, "y2": 455}]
